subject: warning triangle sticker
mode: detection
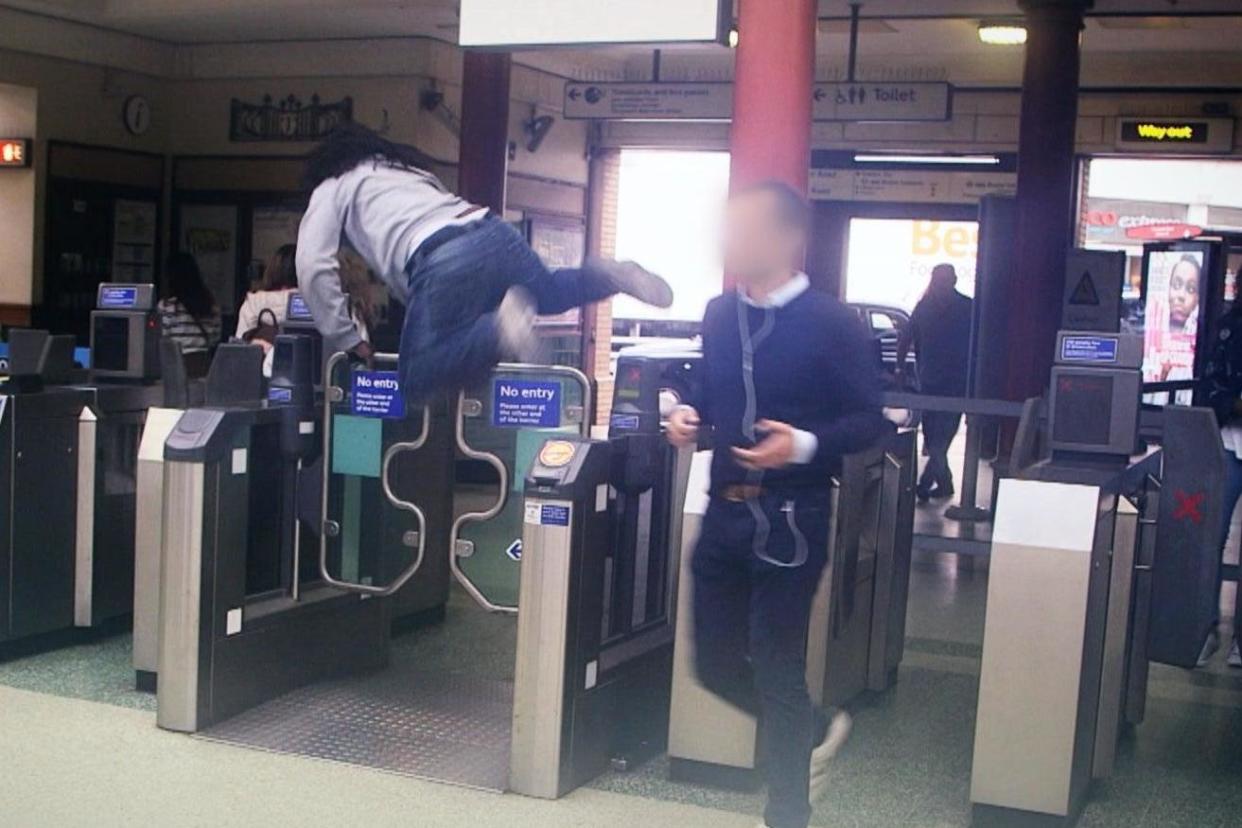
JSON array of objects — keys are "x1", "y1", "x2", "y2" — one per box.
[{"x1": 1069, "y1": 270, "x2": 1100, "y2": 306}]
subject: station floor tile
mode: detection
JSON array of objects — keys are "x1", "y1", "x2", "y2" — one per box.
[{"x1": 2, "y1": 555, "x2": 1241, "y2": 827}]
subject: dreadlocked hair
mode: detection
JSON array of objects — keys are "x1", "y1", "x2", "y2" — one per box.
[{"x1": 303, "y1": 121, "x2": 443, "y2": 192}]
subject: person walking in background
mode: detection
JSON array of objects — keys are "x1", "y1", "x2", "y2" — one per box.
[
  {"x1": 295, "y1": 122, "x2": 672, "y2": 402},
  {"x1": 235, "y1": 243, "x2": 310, "y2": 377},
  {"x1": 896, "y1": 263, "x2": 973, "y2": 501},
  {"x1": 236, "y1": 243, "x2": 300, "y2": 346},
  {"x1": 158, "y1": 251, "x2": 222, "y2": 377},
  {"x1": 666, "y1": 181, "x2": 889, "y2": 828}
]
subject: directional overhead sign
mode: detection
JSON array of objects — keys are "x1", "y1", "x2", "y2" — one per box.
[
  {"x1": 565, "y1": 81, "x2": 952, "y2": 123},
  {"x1": 813, "y1": 82, "x2": 952, "y2": 122},
  {"x1": 564, "y1": 83, "x2": 732, "y2": 121}
]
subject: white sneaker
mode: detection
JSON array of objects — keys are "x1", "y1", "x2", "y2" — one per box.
[
  {"x1": 809, "y1": 709, "x2": 852, "y2": 800},
  {"x1": 1229, "y1": 639, "x2": 1241, "y2": 669},
  {"x1": 494, "y1": 287, "x2": 540, "y2": 363}
]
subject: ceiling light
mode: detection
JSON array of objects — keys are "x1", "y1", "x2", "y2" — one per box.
[
  {"x1": 854, "y1": 154, "x2": 1002, "y2": 166},
  {"x1": 978, "y1": 22, "x2": 1028, "y2": 45}
]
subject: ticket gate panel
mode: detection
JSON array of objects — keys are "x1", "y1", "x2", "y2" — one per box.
[
  {"x1": 1148, "y1": 406, "x2": 1225, "y2": 668},
  {"x1": 970, "y1": 453, "x2": 1159, "y2": 824},
  {"x1": 133, "y1": 407, "x2": 184, "y2": 688},
  {"x1": 4, "y1": 393, "x2": 86, "y2": 640},
  {"x1": 972, "y1": 479, "x2": 1109, "y2": 820}
]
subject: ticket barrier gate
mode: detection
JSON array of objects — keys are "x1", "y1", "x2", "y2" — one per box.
[
  {"x1": 511, "y1": 352, "x2": 698, "y2": 797},
  {"x1": 0, "y1": 331, "x2": 94, "y2": 645},
  {"x1": 156, "y1": 337, "x2": 395, "y2": 731},
  {"x1": 666, "y1": 429, "x2": 917, "y2": 784},
  {"x1": 134, "y1": 344, "x2": 265, "y2": 688},
  {"x1": 971, "y1": 331, "x2": 1224, "y2": 825},
  {"x1": 147, "y1": 342, "x2": 452, "y2": 703},
  {"x1": 1, "y1": 286, "x2": 164, "y2": 647}
]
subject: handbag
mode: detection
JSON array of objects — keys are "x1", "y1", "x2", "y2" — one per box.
[{"x1": 242, "y1": 307, "x2": 281, "y2": 347}]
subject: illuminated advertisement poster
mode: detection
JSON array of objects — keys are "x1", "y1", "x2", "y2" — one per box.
[
  {"x1": 845, "y1": 219, "x2": 978, "y2": 310},
  {"x1": 1143, "y1": 249, "x2": 1205, "y2": 404}
]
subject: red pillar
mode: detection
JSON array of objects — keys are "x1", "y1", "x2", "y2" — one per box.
[
  {"x1": 1004, "y1": 0, "x2": 1090, "y2": 402},
  {"x1": 458, "y1": 51, "x2": 511, "y2": 214},
  {"x1": 728, "y1": 0, "x2": 817, "y2": 197}
]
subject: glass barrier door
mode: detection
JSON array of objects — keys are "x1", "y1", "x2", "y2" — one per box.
[
  {"x1": 319, "y1": 352, "x2": 435, "y2": 598},
  {"x1": 453, "y1": 365, "x2": 592, "y2": 612}
]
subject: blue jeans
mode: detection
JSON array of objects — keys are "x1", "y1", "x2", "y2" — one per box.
[
  {"x1": 692, "y1": 490, "x2": 832, "y2": 828},
  {"x1": 398, "y1": 217, "x2": 615, "y2": 402},
  {"x1": 1218, "y1": 452, "x2": 1242, "y2": 636}
]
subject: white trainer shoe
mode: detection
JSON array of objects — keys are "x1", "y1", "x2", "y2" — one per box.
[
  {"x1": 809, "y1": 709, "x2": 852, "y2": 800},
  {"x1": 494, "y1": 287, "x2": 540, "y2": 363},
  {"x1": 1229, "y1": 639, "x2": 1241, "y2": 669}
]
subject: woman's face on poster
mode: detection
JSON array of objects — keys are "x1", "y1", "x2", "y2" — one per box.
[{"x1": 1168, "y1": 259, "x2": 1201, "y2": 329}]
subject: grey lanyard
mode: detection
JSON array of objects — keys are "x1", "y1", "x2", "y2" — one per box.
[{"x1": 737, "y1": 298, "x2": 808, "y2": 569}]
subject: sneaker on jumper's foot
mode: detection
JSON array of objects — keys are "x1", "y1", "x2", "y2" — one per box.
[
  {"x1": 809, "y1": 709, "x2": 852, "y2": 801},
  {"x1": 495, "y1": 287, "x2": 540, "y2": 363},
  {"x1": 1228, "y1": 639, "x2": 1241, "y2": 669},
  {"x1": 586, "y1": 257, "x2": 674, "y2": 308}
]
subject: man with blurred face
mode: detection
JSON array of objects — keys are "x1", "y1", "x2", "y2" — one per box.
[{"x1": 667, "y1": 182, "x2": 888, "y2": 828}]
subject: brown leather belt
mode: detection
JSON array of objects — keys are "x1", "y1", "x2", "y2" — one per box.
[
  {"x1": 455, "y1": 204, "x2": 488, "y2": 220},
  {"x1": 721, "y1": 484, "x2": 764, "y2": 503}
]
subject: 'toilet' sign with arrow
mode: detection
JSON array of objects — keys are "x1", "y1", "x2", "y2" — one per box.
[
  {"x1": 812, "y1": 82, "x2": 951, "y2": 122},
  {"x1": 565, "y1": 81, "x2": 952, "y2": 122}
]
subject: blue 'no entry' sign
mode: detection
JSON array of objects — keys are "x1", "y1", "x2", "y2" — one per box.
[
  {"x1": 493, "y1": 379, "x2": 561, "y2": 428},
  {"x1": 351, "y1": 370, "x2": 406, "y2": 419}
]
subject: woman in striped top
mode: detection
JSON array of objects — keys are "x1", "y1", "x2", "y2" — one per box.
[{"x1": 158, "y1": 252, "x2": 222, "y2": 364}]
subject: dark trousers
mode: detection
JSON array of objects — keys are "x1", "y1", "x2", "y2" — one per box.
[
  {"x1": 398, "y1": 216, "x2": 615, "y2": 402},
  {"x1": 692, "y1": 490, "x2": 832, "y2": 828},
  {"x1": 919, "y1": 410, "x2": 962, "y2": 493},
  {"x1": 1217, "y1": 452, "x2": 1242, "y2": 637}
]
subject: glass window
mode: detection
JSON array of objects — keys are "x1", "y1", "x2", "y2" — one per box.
[{"x1": 613, "y1": 149, "x2": 730, "y2": 323}]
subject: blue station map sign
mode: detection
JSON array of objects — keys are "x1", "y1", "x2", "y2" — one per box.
[
  {"x1": 351, "y1": 371, "x2": 406, "y2": 419},
  {"x1": 493, "y1": 378, "x2": 561, "y2": 428}
]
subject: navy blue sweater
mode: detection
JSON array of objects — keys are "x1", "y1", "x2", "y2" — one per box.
[{"x1": 695, "y1": 289, "x2": 890, "y2": 494}]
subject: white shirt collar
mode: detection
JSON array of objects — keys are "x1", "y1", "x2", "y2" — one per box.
[{"x1": 739, "y1": 272, "x2": 810, "y2": 309}]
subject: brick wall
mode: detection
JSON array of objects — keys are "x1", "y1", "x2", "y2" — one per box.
[{"x1": 591, "y1": 150, "x2": 621, "y2": 426}]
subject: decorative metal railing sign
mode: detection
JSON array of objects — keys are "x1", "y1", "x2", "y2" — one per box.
[{"x1": 229, "y1": 94, "x2": 353, "y2": 143}]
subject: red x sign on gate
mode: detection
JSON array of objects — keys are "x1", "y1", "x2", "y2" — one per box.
[{"x1": 1173, "y1": 490, "x2": 1205, "y2": 524}]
